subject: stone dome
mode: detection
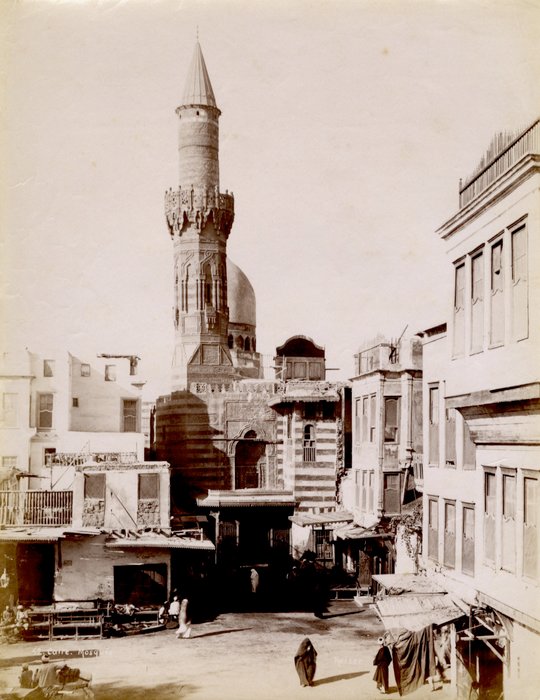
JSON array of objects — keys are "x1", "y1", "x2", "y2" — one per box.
[{"x1": 227, "y1": 258, "x2": 256, "y2": 327}]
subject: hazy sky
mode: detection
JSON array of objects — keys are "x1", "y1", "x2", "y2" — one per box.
[{"x1": 2, "y1": 0, "x2": 539, "y2": 397}]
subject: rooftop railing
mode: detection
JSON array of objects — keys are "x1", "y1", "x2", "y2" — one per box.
[
  {"x1": 459, "y1": 118, "x2": 540, "y2": 208},
  {"x1": 46, "y1": 452, "x2": 138, "y2": 467}
]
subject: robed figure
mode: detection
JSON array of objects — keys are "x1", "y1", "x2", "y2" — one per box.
[{"x1": 294, "y1": 637, "x2": 317, "y2": 687}]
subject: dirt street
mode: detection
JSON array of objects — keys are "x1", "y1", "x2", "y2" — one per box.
[{"x1": 0, "y1": 602, "x2": 453, "y2": 700}]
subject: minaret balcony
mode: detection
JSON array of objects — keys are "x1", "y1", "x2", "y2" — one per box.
[{"x1": 165, "y1": 186, "x2": 235, "y2": 236}]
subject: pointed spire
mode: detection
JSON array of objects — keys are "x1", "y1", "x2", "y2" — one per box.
[{"x1": 182, "y1": 41, "x2": 217, "y2": 108}]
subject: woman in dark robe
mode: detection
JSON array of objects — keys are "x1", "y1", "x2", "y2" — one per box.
[
  {"x1": 373, "y1": 637, "x2": 392, "y2": 694},
  {"x1": 294, "y1": 637, "x2": 317, "y2": 687}
]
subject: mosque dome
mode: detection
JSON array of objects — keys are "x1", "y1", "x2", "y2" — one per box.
[{"x1": 227, "y1": 258, "x2": 256, "y2": 327}]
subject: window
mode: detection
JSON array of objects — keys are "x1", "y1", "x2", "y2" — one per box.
[
  {"x1": 303, "y1": 425, "x2": 316, "y2": 462},
  {"x1": 523, "y1": 477, "x2": 538, "y2": 579},
  {"x1": 484, "y1": 471, "x2": 496, "y2": 564},
  {"x1": 286, "y1": 414, "x2": 292, "y2": 440},
  {"x1": 445, "y1": 408, "x2": 456, "y2": 467},
  {"x1": 304, "y1": 403, "x2": 317, "y2": 421},
  {"x1": 315, "y1": 529, "x2": 332, "y2": 560},
  {"x1": 354, "y1": 399, "x2": 361, "y2": 444},
  {"x1": 369, "y1": 394, "x2": 376, "y2": 442},
  {"x1": 463, "y1": 420, "x2": 476, "y2": 470},
  {"x1": 471, "y1": 252, "x2": 484, "y2": 353},
  {"x1": 2, "y1": 456, "x2": 17, "y2": 469},
  {"x1": 384, "y1": 398, "x2": 399, "y2": 442},
  {"x1": 361, "y1": 471, "x2": 367, "y2": 511},
  {"x1": 44, "y1": 448, "x2": 56, "y2": 466},
  {"x1": 72, "y1": 398, "x2": 79, "y2": 408},
  {"x1": 84, "y1": 473, "x2": 105, "y2": 499},
  {"x1": 309, "y1": 362, "x2": 323, "y2": 380},
  {"x1": 384, "y1": 473, "x2": 400, "y2": 514},
  {"x1": 462, "y1": 505, "x2": 475, "y2": 575},
  {"x1": 362, "y1": 397, "x2": 368, "y2": 442},
  {"x1": 294, "y1": 362, "x2": 307, "y2": 379},
  {"x1": 443, "y1": 502, "x2": 456, "y2": 568},
  {"x1": 138, "y1": 473, "x2": 159, "y2": 500},
  {"x1": 490, "y1": 239, "x2": 504, "y2": 345},
  {"x1": 501, "y1": 473, "x2": 516, "y2": 572},
  {"x1": 453, "y1": 263, "x2": 465, "y2": 356},
  {"x1": 429, "y1": 386, "x2": 439, "y2": 465},
  {"x1": 428, "y1": 497, "x2": 439, "y2": 561},
  {"x1": 43, "y1": 360, "x2": 54, "y2": 377},
  {"x1": 80, "y1": 363, "x2": 91, "y2": 377},
  {"x1": 1, "y1": 393, "x2": 18, "y2": 428},
  {"x1": 354, "y1": 470, "x2": 362, "y2": 508},
  {"x1": 203, "y1": 265, "x2": 213, "y2": 307},
  {"x1": 38, "y1": 394, "x2": 53, "y2": 429},
  {"x1": 367, "y1": 471, "x2": 374, "y2": 512},
  {"x1": 122, "y1": 400, "x2": 138, "y2": 432},
  {"x1": 227, "y1": 335, "x2": 233, "y2": 349},
  {"x1": 105, "y1": 365, "x2": 116, "y2": 382},
  {"x1": 511, "y1": 225, "x2": 528, "y2": 341}
]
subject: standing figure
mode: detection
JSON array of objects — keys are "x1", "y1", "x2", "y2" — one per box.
[
  {"x1": 250, "y1": 568, "x2": 259, "y2": 594},
  {"x1": 168, "y1": 596, "x2": 180, "y2": 623},
  {"x1": 175, "y1": 599, "x2": 192, "y2": 639},
  {"x1": 158, "y1": 601, "x2": 169, "y2": 625},
  {"x1": 294, "y1": 637, "x2": 317, "y2": 687},
  {"x1": 373, "y1": 637, "x2": 392, "y2": 694}
]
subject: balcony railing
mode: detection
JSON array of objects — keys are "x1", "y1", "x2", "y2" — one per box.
[
  {"x1": 0, "y1": 490, "x2": 73, "y2": 526},
  {"x1": 46, "y1": 452, "x2": 138, "y2": 467},
  {"x1": 459, "y1": 118, "x2": 540, "y2": 208}
]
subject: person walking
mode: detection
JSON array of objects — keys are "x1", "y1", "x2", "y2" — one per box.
[
  {"x1": 250, "y1": 568, "x2": 259, "y2": 594},
  {"x1": 175, "y1": 599, "x2": 192, "y2": 639},
  {"x1": 373, "y1": 637, "x2": 392, "y2": 694},
  {"x1": 294, "y1": 637, "x2": 317, "y2": 687}
]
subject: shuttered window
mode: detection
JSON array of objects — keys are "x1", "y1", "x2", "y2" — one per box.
[
  {"x1": 453, "y1": 264, "x2": 465, "y2": 356},
  {"x1": 443, "y1": 502, "x2": 456, "y2": 568},
  {"x1": 428, "y1": 497, "x2": 439, "y2": 561},
  {"x1": 462, "y1": 505, "x2": 475, "y2": 575},
  {"x1": 501, "y1": 473, "x2": 516, "y2": 572},
  {"x1": 471, "y1": 252, "x2": 484, "y2": 352},
  {"x1": 512, "y1": 225, "x2": 528, "y2": 341},
  {"x1": 429, "y1": 386, "x2": 439, "y2": 465},
  {"x1": 490, "y1": 240, "x2": 504, "y2": 345},
  {"x1": 484, "y1": 471, "x2": 496, "y2": 564},
  {"x1": 523, "y1": 477, "x2": 538, "y2": 580},
  {"x1": 84, "y1": 473, "x2": 105, "y2": 499}
]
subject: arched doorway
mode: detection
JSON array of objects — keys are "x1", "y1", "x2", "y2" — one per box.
[{"x1": 235, "y1": 430, "x2": 265, "y2": 489}]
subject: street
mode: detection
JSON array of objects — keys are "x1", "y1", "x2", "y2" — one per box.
[{"x1": 0, "y1": 602, "x2": 453, "y2": 700}]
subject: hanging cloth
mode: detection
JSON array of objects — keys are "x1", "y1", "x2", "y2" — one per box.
[{"x1": 392, "y1": 625, "x2": 437, "y2": 696}]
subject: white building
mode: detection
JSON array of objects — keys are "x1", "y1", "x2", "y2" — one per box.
[{"x1": 420, "y1": 118, "x2": 540, "y2": 699}]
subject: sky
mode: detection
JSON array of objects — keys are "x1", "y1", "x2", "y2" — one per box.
[{"x1": 1, "y1": 0, "x2": 539, "y2": 398}]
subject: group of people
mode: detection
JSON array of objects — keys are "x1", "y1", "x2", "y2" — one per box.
[
  {"x1": 294, "y1": 627, "x2": 451, "y2": 695},
  {"x1": 158, "y1": 595, "x2": 192, "y2": 638},
  {"x1": 18, "y1": 653, "x2": 92, "y2": 697},
  {"x1": 0, "y1": 603, "x2": 29, "y2": 643}
]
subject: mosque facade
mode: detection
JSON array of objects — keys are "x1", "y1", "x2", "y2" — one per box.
[{"x1": 155, "y1": 43, "x2": 352, "y2": 590}]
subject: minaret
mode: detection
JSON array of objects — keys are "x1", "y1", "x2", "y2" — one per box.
[{"x1": 165, "y1": 42, "x2": 236, "y2": 390}]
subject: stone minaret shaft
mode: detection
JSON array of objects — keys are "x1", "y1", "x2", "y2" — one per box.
[{"x1": 165, "y1": 42, "x2": 236, "y2": 390}]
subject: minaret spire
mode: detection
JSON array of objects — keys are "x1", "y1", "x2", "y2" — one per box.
[{"x1": 164, "y1": 41, "x2": 236, "y2": 390}]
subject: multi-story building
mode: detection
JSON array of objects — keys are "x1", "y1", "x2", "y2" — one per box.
[
  {"x1": 421, "y1": 118, "x2": 540, "y2": 699},
  {"x1": 0, "y1": 350, "x2": 213, "y2": 614},
  {"x1": 339, "y1": 335, "x2": 423, "y2": 591}
]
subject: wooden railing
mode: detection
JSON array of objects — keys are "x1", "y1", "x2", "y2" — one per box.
[
  {"x1": 0, "y1": 490, "x2": 73, "y2": 526},
  {"x1": 459, "y1": 119, "x2": 540, "y2": 208}
]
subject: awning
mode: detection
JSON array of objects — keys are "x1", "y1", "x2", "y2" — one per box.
[
  {"x1": 105, "y1": 535, "x2": 215, "y2": 551},
  {"x1": 198, "y1": 489, "x2": 296, "y2": 508},
  {"x1": 289, "y1": 511, "x2": 353, "y2": 527},
  {"x1": 334, "y1": 524, "x2": 391, "y2": 540},
  {"x1": 374, "y1": 593, "x2": 464, "y2": 633},
  {"x1": 0, "y1": 528, "x2": 65, "y2": 543},
  {"x1": 373, "y1": 574, "x2": 448, "y2": 595}
]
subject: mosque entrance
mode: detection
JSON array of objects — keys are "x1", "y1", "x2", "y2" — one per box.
[{"x1": 234, "y1": 431, "x2": 266, "y2": 489}]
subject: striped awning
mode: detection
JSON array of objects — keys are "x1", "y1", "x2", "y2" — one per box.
[
  {"x1": 374, "y1": 593, "x2": 464, "y2": 633},
  {"x1": 290, "y1": 511, "x2": 353, "y2": 527},
  {"x1": 105, "y1": 535, "x2": 215, "y2": 551}
]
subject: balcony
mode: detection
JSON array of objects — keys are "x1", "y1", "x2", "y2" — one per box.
[
  {"x1": 459, "y1": 118, "x2": 540, "y2": 208},
  {"x1": 0, "y1": 490, "x2": 73, "y2": 527}
]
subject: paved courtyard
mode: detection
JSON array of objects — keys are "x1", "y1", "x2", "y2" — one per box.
[{"x1": 0, "y1": 602, "x2": 453, "y2": 700}]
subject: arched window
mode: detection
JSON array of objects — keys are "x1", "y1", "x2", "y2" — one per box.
[
  {"x1": 236, "y1": 335, "x2": 244, "y2": 350},
  {"x1": 203, "y1": 265, "x2": 213, "y2": 307},
  {"x1": 252, "y1": 338, "x2": 256, "y2": 352},
  {"x1": 244, "y1": 337, "x2": 251, "y2": 352},
  {"x1": 235, "y1": 430, "x2": 264, "y2": 489},
  {"x1": 228, "y1": 335, "x2": 233, "y2": 349},
  {"x1": 303, "y1": 424, "x2": 316, "y2": 462}
]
